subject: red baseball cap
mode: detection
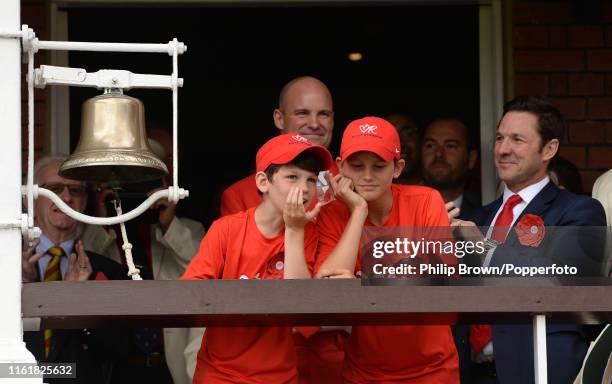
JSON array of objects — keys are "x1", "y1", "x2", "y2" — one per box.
[
  {"x1": 256, "y1": 133, "x2": 334, "y2": 172},
  {"x1": 340, "y1": 116, "x2": 401, "y2": 162}
]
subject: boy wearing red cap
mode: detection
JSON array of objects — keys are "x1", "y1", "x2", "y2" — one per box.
[
  {"x1": 315, "y1": 116, "x2": 459, "y2": 383},
  {"x1": 182, "y1": 133, "x2": 333, "y2": 384}
]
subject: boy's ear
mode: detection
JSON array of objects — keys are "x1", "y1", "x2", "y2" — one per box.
[
  {"x1": 255, "y1": 171, "x2": 270, "y2": 194},
  {"x1": 393, "y1": 159, "x2": 406, "y2": 179},
  {"x1": 335, "y1": 156, "x2": 343, "y2": 171}
]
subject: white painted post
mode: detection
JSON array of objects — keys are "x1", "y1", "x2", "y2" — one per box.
[
  {"x1": 533, "y1": 314, "x2": 548, "y2": 384},
  {"x1": 478, "y1": 0, "x2": 504, "y2": 205},
  {"x1": 0, "y1": 1, "x2": 42, "y2": 383}
]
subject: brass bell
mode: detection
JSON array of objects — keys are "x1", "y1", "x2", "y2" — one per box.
[{"x1": 60, "y1": 90, "x2": 168, "y2": 185}]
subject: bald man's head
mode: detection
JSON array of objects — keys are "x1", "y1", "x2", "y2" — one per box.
[{"x1": 273, "y1": 76, "x2": 334, "y2": 147}]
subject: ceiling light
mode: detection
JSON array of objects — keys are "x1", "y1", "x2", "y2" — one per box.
[{"x1": 348, "y1": 52, "x2": 363, "y2": 62}]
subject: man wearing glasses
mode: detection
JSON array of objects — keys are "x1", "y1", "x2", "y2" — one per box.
[{"x1": 22, "y1": 155, "x2": 127, "y2": 384}]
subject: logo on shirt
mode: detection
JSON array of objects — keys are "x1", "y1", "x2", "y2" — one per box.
[
  {"x1": 359, "y1": 124, "x2": 378, "y2": 134},
  {"x1": 265, "y1": 252, "x2": 285, "y2": 279}
]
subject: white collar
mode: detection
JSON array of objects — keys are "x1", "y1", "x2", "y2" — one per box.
[{"x1": 502, "y1": 176, "x2": 550, "y2": 206}]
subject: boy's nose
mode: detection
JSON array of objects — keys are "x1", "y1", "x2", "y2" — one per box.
[{"x1": 299, "y1": 180, "x2": 310, "y2": 195}]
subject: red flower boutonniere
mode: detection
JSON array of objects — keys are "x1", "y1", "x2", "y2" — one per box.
[{"x1": 515, "y1": 214, "x2": 545, "y2": 247}]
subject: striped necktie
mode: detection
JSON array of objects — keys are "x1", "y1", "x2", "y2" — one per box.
[{"x1": 43, "y1": 246, "x2": 64, "y2": 358}]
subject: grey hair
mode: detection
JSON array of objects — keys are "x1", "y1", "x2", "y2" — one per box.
[{"x1": 32, "y1": 154, "x2": 85, "y2": 187}]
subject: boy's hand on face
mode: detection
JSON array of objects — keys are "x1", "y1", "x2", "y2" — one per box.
[
  {"x1": 326, "y1": 173, "x2": 367, "y2": 213},
  {"x1": 284, "y1": 187, "x2": 321, "y2": 230}
]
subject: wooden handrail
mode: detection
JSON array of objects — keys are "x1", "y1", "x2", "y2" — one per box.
[{"x1": 22, "y1": 279, "x2": 612, "y2": 329}]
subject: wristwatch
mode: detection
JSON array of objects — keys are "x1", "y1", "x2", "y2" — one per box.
[{"x1": 482, "y1": 238, "x2": 499, "y2": 253}]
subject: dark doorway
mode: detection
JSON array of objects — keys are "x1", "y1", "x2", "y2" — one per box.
[{"x1": 67, "y1": 4, "x2": 480, "y2": 226}]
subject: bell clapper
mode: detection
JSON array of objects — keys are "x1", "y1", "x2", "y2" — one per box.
[{"x1": 112, "y1": 197, "x2": 142, "y2": 281}]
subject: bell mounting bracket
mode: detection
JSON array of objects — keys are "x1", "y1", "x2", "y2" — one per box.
[
  {"x1": 10, "y1": 25, "x2": 188, "y2": 244},
  {"x1": 34, "y1": 65, "x2": 184, "y2": 90}
]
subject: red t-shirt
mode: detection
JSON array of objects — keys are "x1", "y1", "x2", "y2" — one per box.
[
  {"x1": 182, "y1": 207, "x2": 318, "y2": 384},
  {"x1": 315, "y1": 184, "x2": 459, "y2": 383},
  {"x1": 220, "y1": 163, "x2": 339, "y2": 217}
]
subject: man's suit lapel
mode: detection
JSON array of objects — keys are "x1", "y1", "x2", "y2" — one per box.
[
  {"x1": 483, "y1": 200, "x2": 502, "y2": 228},
  {"x1": 505, "y1": 181, "x2": 560, "y2": 246}
]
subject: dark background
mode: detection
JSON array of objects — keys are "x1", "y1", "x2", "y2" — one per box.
[{"x1": 67, "y1": 4, "x2": 480, "y2": 226}]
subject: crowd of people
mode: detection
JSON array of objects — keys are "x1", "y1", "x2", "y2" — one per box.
[{"x1": 23, "y1": 75, "x2": 611, "y2": 384}]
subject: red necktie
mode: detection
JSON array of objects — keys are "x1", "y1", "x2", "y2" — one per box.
[{"x1": 470, "y1": 195, "x2": 522, "y2": 353}]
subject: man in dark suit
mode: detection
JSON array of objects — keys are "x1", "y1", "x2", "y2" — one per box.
[
  {"x1": 22, "y1": 156, "x2": 128, "y2": 384},
  {"x1": 421, "y1": 117, "x2": 479, "y2": 219},
  {"x1": 421, "y1": 117, "x2": 480, "y2": 383},
  {"x1": 452, "y1": 96, "x2": 606, "y2": 384}
]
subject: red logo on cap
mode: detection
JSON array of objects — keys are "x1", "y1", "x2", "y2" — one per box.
[
  {"x1": 291, "y1": 135, "x2": 309, "y2": 143},
  {"x1": 359, "y1": 124, "x2": 378, "y2": 134}
]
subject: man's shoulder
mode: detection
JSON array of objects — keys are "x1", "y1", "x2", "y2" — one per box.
[
  {"x1": 225, "y1": 173, "x2": 256, "y2": 193},
  {"x1": 594, "y1": 168, "x2": 612, "y2": 190},
  {"x1": 173, "y1": 216, "x2": 205, "y2": 230},
  {"x1": 550, "y1": 188, "x2": 604, "y2": 218},
  {"x1": 220, "y1": 173, "x2": 261, "y2": 216}
]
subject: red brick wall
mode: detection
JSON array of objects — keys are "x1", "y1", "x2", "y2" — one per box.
[
  {"x1": 21, "y1": 0, "x2": 47, "y2": 171},
  {"x1": 513, "y1": 0, "x2": 612, "y2": 193}
]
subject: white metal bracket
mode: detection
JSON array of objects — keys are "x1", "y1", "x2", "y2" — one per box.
[
  {"x1": 0, "y1": 215, "x2": 40, "y2": 243},
  {"x1": 34, "y1": 65, "x2": 184, "y2": 90}
]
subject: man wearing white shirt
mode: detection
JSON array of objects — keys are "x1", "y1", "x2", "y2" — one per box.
[
  {"x1": 592, "y1": 168, "x2": 612, "y2": 277},
  {"x1": 452, "y1": 96, "x2": 606, "y2": 384}
]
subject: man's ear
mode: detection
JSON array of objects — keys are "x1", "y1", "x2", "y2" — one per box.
[
  {"x1": 273, "y1": 109, "x2": 284, "y2": 133},
  {"x1": 255, "y1": 171, "x2": 270, "y2": 194},
  {"x1": 542, "y1": 138, "x2": 559, "y2": 162},
  {"x1": 393, "y1": 159, "x2": 406, "y2": 179},
  {"x1": 468, "y1": 149, "x2": 478, "y2": 170}
]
